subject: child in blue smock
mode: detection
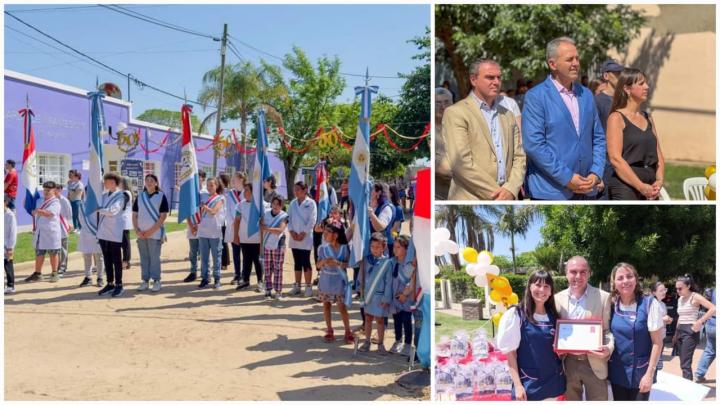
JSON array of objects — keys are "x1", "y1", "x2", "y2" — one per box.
[
  {"x1": 358, "y1": 232, "x2": 393, "y2": 354},
  {"x1": 389, "y1": 235, "x2": 416, "y2": 357},
  {"x1": 317, "y1": 222, "x2": 353, "y2": 344}
]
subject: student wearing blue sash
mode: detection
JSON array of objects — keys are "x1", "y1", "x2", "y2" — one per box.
[
  {"x1": 95, "y1": 173, "x2": 130, "y2": 297},
  {"x1": 389, "y1": 235, "x2": 416, "y2": 357},
  {"x1": 317, "y1": 222, "x2": 353, "y2": 344},
  {"x1": 261, "y1": 196, "x2": 289, "y2": 300},
  {"x1": 388, "y1": 186, "x2": 405, "y2": 253},
  {"x1": 25, "y1": 182, "x2": 62, "y2": 283},
  {"x1": 227, "y1": 172, "x2": 246, "y2": 285},
  {"x1": 119, "y1": 177, "x2": 133, "y2": 271},
  {"x1": 197, "y1": 177, "x2": 225, "y2": 289},
  {"x1": 234, "y1": 183, "x2": 266, "y2": 292},
  {"x1": 497, "y1": 270, "x2": 565, "y2": 401},
  {"x1": 183, "y1": 177, "x2": 209, "y2": 283},
  {"x1": 368, "y1": 183, "x2": 394, "y2": 255},
  {"x1": 54, "y1": 183, "x2": 73, "y2": 276},
  {"x1": 607, "y1": 263, "x2": 664, "y2": 400},
  {"x1": 132, "y1": 174, "x2": 169, "y2": 293},
  {"x1": 358, "y1": 232, "x2": 393, "y2": 354}
]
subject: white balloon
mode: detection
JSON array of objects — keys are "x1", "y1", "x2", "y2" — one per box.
[
  {"x1": 465, "y1": 263, "x2": 478, "y2": 276},
  {"x1": 709, "y1": 173, "x2": 717, "y2": 192},
  {"x1": 474, "y1": 274, "x2": 488, "y2": 287},
  {"x1": 444, "y1": 240, "x2": 459, "y2": 255},
  {"x1": 477, "y1": 252, "x2": 492, "y2": 267},
  {"x1": 433, "y1": 264, "x2": 440, "y2": 276},
  {"x1": 433, "y1": 242, "x2": 446, "y2": 256},
  {"x1": 485, "y1": 265, "x2": 500, "y2": 276},
  {"x1": 435, "y1": 228, "x2": 451, "y2": 241}
]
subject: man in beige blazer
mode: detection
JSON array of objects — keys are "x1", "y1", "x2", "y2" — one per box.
[
  {"x1": 555, "y1": 256, "x2": 615, "y2": 400},
  {"x1": 441, "y1": 59, "x2": 526, "y2": 200}
]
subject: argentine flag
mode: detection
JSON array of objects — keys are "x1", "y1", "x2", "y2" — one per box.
[
  {"x1": 348, "y1": 84, "x2": 378, "y2": 266},
  {"x1": 177, "y1": 104, "x2": 201, "y2": 224},
  {"x1": 84, "y1": 91, "x2": 106, "y2": 218},
  {"x1": 248, "y1": 109, "x2": 271, "y2": 238}
]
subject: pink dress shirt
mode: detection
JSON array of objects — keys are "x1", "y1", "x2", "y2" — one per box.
[{"x1": 551, "y1": 77, "x2": 580, "y2": 135}]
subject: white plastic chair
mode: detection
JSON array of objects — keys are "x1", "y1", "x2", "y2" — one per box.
[
  {"x1": 658, "y1": 187, "x2": 671, "y2": 200},
  {"x1": 683, "y1": 177, "x2": 708, "y2": 200}
]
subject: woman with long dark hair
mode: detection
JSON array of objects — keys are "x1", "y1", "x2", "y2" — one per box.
[
  {"x1": 497, "y1": 270, "x2": 565, "y2": 401},
  {"x1": 132, "y1": 174, "x2": 169, "y2": 292},
  {"x1": 606, "y1": 68, "x2": 665, "y2": 200},
  {"x1": 673, "y1": 274, "x2": 716, "y2": 380}
]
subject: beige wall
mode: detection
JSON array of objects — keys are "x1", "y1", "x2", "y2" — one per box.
[{"x1": 609, "y1": 4, "x2": 716, "y2": 163}]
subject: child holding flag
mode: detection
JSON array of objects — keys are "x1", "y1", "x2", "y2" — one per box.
[
  {"x1": 77, "y1": 187, "x2": 104, "y2": 288},
  {"x1": 261, "y1": 196, "x2": 289, "y2": 300},
  {"x1": 358, "y1": 232, "x2": 393, "y2": 354},
  {"x1": 317, "y1": 222, "x2": 353, "y2": 344},
  {"x1": 25, "y1": 181, "x2": 62, "y2": 283},
  {"x1": 234, "y1": 183, "x2": 265, "y2": 292}
]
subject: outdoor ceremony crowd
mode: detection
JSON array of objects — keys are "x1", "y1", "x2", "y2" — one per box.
[
  {"x1": 494, "y1": 257, "x2": 716, "y2": 401},
  {"x1": 4, "y1": 162, "x2": 424, "y2": 357},
  {"x1": 436, "y1": 36, "x2": 666, "y2": 201}
]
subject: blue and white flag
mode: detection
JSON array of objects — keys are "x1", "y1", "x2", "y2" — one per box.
[
  {"x1": 84, "y1": 91, "x2": 106, "y2": 218},
  {"x1": 314, "y1": 160, "x2": 329, "y2": 223},
  {"x1": 348, "y1": 83, "x2": 378, "y2": 266},
  {"x1": 177, "y1": 104, "x2": 202, "y2": 224},
  {"x1": 248, "y1": 109, "x2": 271, "y2": 238}
]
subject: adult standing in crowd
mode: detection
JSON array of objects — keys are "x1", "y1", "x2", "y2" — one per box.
[
  {"x1": 606, "y1": 68, "x2": 665, "y2": 200},
  {"x1": 673, "y1": 274, "x2": 716, "y2": 381},
  {"x1": 287, "y1": 181, "x2": 317, "y2": 297},
  {"x1": 696, "y1": 287, "x2": 716, "y2": 383},
  {"x1": 67, "y1": 169, "x2": 84, "y2": 231},
  {"x1": 554, "y1": 256, "x2": 614, "y2": 400},
  {"x1": 522, "y1": 37, "x2": 606, "y2": 200},
  {"x1": 4, "y1": 160, "x2": 17, "y2": 211},
  {"x1": 594, "y1": 59, "x2": 624, "y2": 200},
  {"x1": 442, "y1": 59, "x2": 526, "y2": 200}
]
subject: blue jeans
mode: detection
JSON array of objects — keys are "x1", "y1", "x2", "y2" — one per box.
[
  {"x1": 188, "y1": 239, "x2": 199, "y2": 273},
  {"x1": 696, "y1": 321, "x2": 716, "y2": 378},
  {"x1": 199, "y1": 237, "x2": 222, "y2": 281},
  {"x1": 137, "y1": 237, "x2": 162, "y2": 282},
  {"x1": 70, "y1": 200, "x2": 82, "y2": 229}
]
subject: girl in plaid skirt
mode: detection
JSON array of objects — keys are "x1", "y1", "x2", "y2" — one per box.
[{"x1": 261, "y1": 196, "x2": 288, "y2": 300}]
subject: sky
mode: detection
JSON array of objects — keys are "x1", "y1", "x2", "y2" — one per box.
[{"x1": 4, "y1": 4, "x2": 430, "y2": 131}]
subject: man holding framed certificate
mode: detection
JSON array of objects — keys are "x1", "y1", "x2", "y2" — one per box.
[{"x1": 554, "y1": 256, "x2": 615, "y2": 400}]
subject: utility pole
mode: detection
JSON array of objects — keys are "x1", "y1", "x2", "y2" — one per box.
[{"x1": 212, "y1": 23, "x2": 228, "y2": 177}]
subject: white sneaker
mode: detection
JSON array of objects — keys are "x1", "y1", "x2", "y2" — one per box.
[
  {"x1": 151, "y1": 280, "x2": 161, "y2": 292},
  {"x1": 274, "y1": 292, "x2": 286, "y2": 301},
  {"x1": 389, "y1": 341, "x2": 402, "y2": 354},
  {"x1": 137, "y1": 281, "x2": 149, "y2": 291},
  {"x1": 255, "y1": 282, "x2": 265, "y2": 293},
  {"x1": 304, "y1": 285, "x2": 313, "y2": 297},
  {"x1": 400, "y1": 343, "x2": 413, "y2": 357},
  {"x1": 5, "y1": 286, "x2": 15, "y2": 294},
  {"x1": 288, "y1": 284, "x2": 301, "y2": 296}
]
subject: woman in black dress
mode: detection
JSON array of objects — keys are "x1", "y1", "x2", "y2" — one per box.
[{"x1": 606, "y1": 68, "x2": 665, "y2": 200}]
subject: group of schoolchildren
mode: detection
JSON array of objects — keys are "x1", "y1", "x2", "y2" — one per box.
[{"x1": 4, "y1": 167, "x2": 422, "y2": 357}]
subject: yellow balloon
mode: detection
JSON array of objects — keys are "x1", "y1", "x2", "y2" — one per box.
[
  {"x1": 462, "y1": 247, "x2": 479, "y2": 263},
  {"x1": 705, "y1": 185, "x2": 716, "y2": 200},
  {"x1": 490, "y1": 289, "x2": 506, "y2": 303},
  {"x1": 502, "y1": 292, "x2": 519, "y2": 306},
  {"x1": 490, "y1": 276, "x2": 512, "y2": 295},
  {"x1": 705, "y1": 165, "x2": 716, "y2": 179},
  {"x1": 492, "y1": 312, "x2": 503, "y2": 327}
]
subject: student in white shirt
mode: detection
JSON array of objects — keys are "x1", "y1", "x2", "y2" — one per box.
[
  {"x1": 54, "y1": 184, "x2": 73, "y2": 275},
  {"x1": 227, "y1": 172, "x2": 246, "y2": 285},
  {"x1": 5, "y1": 197, "x2": 17, "y2": 293},
  {"x1": 25, "y1": 181, "x2": 62, "y2": 283},
  {"x1": 197, "y1": 177, "x2": 225, "y2": 289},
  {"x1": 218, "y1": 173, "x2": 233, "y2": 272},
  {"x1": 96, "y1": 173, "x2": 130, "y2": 298},
  {"x1": 67, "y1": 169, "x2": 84, "y2": 232},
  {"x1": 287, "y1": 181, "x2": 317, "y2": 297},
  {"x1": 233, "y1": 183, "x2": 266, "y2": 292}
]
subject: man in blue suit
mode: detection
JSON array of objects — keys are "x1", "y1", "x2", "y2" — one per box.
[{"x1": 522, "y1": 37, "x2": 606, "y2": 200}]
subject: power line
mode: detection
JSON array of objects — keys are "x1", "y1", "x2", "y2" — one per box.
[
  {"x1": 5, "y1": 11, "x2": 213, "y2": 108},
  {"x1": 98, "y1": 4, "x2": 220, "y2": 41},
  {"x1": 6, "y1": 4, "x2": 165, "y2": 13}
]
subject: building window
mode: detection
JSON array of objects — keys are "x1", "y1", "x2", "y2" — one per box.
[
  {"x1": 37, "y1": 152, "x2": 71, "y2": 186},
  {"x1": 144, "y1": 161, "x2": 156, "y2": 177},
  {"x1": 201, "y1": 165, "x2": 213, "y2": 176}
]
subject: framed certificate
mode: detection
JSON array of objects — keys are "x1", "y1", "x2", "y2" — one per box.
[{"x1": 554, "y1": 319, "x2": 603, "y2": 353}]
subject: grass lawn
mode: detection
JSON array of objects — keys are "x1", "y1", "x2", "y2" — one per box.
[
  {"x1": 13, "y1": 220, "x2": 187, "y2": 264},
  {"x1": 435, "y1": 311, "x2": 495, "y2": 343},
  {"x1": 664, "y1": 163, "x2": 706, "y2": 200}
]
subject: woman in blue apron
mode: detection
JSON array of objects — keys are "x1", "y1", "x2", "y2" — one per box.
[
  {"x1": 317, "y1": 222, "x2": 353, "y2": 344},
  {"x1": 497, "y1": 270, "x2": 565, "y2": 401},
  {"x1": 608, "y1": 262, "x2": 665, "y2": 400}
]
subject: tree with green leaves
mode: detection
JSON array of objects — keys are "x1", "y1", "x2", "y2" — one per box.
[
  {"x1": 482, "y1": 205, "x2": 541, "y2": 274},
  {"x1": 435, "y1": 4, "x2": 645, "y2": 96},
  {"x1": 539, "y1": 205, "x2": 716, "y2": 286},
  {"x1": 197, "y1": 60, "x2": 287, "y2": 172},
  {"x1": 137, "y1": 108, "x2": 200, "y2": 130},
  {"x1": 272, "y1": 46, "x2": 346, "y2": 186}
]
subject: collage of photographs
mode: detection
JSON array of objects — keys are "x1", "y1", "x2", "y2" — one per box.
[{"x1": 1, "y1": 1, "x2": 717, "y2": 403}]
